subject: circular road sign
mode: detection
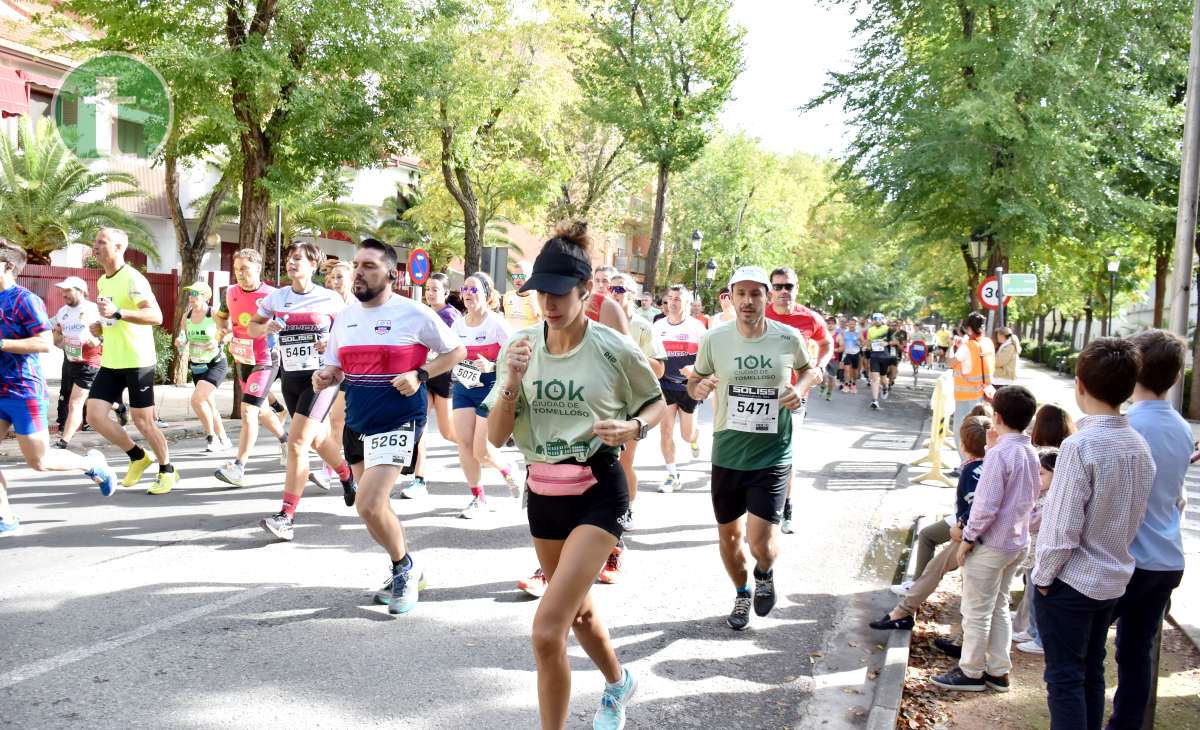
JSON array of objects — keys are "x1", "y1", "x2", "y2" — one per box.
[
  {"x1": 976, "y1": 275, "x2": 1012, "y2": 311},
  {"x1": 910, "y1": 340, "x2": 928, "y2": 364},
  {"x1": 53, "y1": 52, "x2": 173, "y2": 161},
  {"x1": 408, "y1": 248, "x2": 431, "y2": 286}
]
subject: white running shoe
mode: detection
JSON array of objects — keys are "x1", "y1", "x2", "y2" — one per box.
[
  {"x1": 214, "y1": 461, "x2": 245, "y2": 488},
  {"x1": 890, "y1": 580, "x2": 915, "y2": 596},
  {"x1": 1016, "y1": 640, "x2": 1044, "y2": 655},
  {"x1": 400, "y1": 480, "x2": 429, "y2": 499},
  {"x1": 459, "y1": 496, "x2": 491, "y2": 519},
  {"x1": 658, "y1": 474, "x2": 679, "y2": 493},
  {"x1": 1011, "y1": 630, "x2": 1034, "y2": 643}
]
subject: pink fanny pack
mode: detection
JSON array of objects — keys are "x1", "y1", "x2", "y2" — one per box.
[{"x1": 527, "y1": 462, "x2": 598, "y2": 496}]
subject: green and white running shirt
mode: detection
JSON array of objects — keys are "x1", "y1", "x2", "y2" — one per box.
[
  {"x1": 483, "y1": 320, "x2": 663, "y2": 464},
  {"x1": 693, "y1": 319, "x2": 811, "y2": 471}
]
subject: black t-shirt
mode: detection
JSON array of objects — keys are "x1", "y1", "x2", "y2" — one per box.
[{"x1": 955, "y1": 458, "x2": 984, "y2": 526}]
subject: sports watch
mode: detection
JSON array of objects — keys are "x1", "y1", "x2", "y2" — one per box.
[
  {"x1": 632, "y1": 416, "x2": 650, "y2": 441},
  {"x1": 415, "y1": 367, "x2": 429, "y2": 383}
]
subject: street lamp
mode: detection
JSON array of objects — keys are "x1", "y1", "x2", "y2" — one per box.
[
  {"x1": 691, "y1": 229, "x2": 703, "y2": 294},
  {"x1": 1106, "y1": 253, "x2": 1119, "y2": 337},
  {"x1": 704, "y1": 257, "x2": 718, "y2": 285}
]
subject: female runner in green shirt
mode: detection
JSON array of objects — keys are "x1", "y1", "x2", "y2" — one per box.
[
  {"x1": 174, "y1": 281, "x2": 231, "y2": 452},
  {"x1": 486, "y1": 222, "x2": 664, "y2": 730}
]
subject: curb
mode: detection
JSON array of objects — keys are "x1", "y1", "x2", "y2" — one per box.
[
  {"x1": 866, "y1": 514, "x2": 933, "y2": 730},
  {"x1": 0, "y1": 423, "x2": 214, "y2": 459}
]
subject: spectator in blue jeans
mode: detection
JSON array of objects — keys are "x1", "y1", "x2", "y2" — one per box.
[
  {"x1": 1033, "y1": 338, "x2": 1155, "y2": 730},
  {"x1": 1107, "y1": 330, "x2": 1191, "y2": 729}
]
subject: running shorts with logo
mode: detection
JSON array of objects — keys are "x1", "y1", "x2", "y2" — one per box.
[
  {"x1": 90, "y1": 366, "x2": 156, "y2": 409},
  {"x1": 64, "y1": 361, "x2": 99, "y2": 390},
  {"x1": 342, "y1": 422, "x2": 424, "y2": 476},
  {"x1": 693, "y1": 319, "x2": 810, "y2": 524},
  {"x1": 222, "y1": 282, "x2": 277, "y2": 407},
  {"x1": 258, "y1": 284, "x2": 343, "y2": 421},
  {"x1": 323, "y1": 295, "x2": 460, "y2": 468},
  {"x1": 0, "y1": 397, "x2": 48, "y2": 435},
  {"x1": 450, "y1": 311, "x2": 510, "y2": 418},
  {"x1": 653, "y1": 315, "x2": 706, "y2": 414},
  {"x1": 526, "y1": 452, "x2": 628, "y2": 540}
]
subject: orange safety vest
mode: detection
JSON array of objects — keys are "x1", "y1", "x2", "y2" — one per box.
[{"x1": 953, "y1": 335, "x2": 995, "y2": 402}]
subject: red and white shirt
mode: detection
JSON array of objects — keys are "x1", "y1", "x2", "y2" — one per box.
[
  {"x1": 324, "y1": 294, "x2": 460, "y2": 434},
  {"x1": 450, "y1": 311, "x2": 511, "y2": 386},
  {"x1": 652, "y1": 315, "x2": 707, "y2": 391},
  {"x1": 256, "y1": 284, "x2": 344, "y2": 374},
  {"x1": 53, "y1": 302, "x2": 102, "y2": 366}
]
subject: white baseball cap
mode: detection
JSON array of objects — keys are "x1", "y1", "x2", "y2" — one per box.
[
  {"x1": 55, "y1": 276, "x2": 88, "y2": 293},
  {"x1": 727, "y1": 266, "x2": 771, "y2": 291}
]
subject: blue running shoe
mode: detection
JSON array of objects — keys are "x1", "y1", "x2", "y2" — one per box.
[
  {"x1": 388, "y1": 557, "x2": 425, "y2": 615},
  {"x1": 594, "y1": 668, "x2": 637, "y2": 730},
  {"x1": 0, "y1": 516, "x2": 21, "y2": 536},
  {"x1": 85, "y1": 449, "x2": 116, "y2": 497}
]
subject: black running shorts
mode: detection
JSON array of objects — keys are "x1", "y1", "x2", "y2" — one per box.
[
  {"x1": 189, "y1": 357, "x2": 228, "y2": 388},
  {"x1": 662, "y1": 388, "x2": 698, "y2": 414},
  {"x1": 526, "y1": 452, "x2": 627, "y2": 541},
  {"x1": 89, "y1": 366, "x2": 156, "y2": 409},
  {"x1": 281, "y1": 373, "x2": 338, "y2": 422},
  {"x1": 64, "y1": 361, "x2": 99, "y2": 391},
  {"x1": 710, "y1": 464, "x2": 790, "y2": 525},
  {"x1": 427, "y1": 371, "x2": 452, "y2": 399},
  {"x1": 342, "y1": 422, "x2": 423, "y2": 475}
]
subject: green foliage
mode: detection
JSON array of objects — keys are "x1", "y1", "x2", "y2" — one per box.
[
  {"x1": 810, "y1": 0, "x2": 1189, "y2": 319},
  {"x1": 576, "y1": 0, "x2": 745, "y2": 291},
  {"x1": 152, "y1": 325, "x2": 176, "y2": 385},
  {"x1": 0, "y1": 118, "x2": 156, "y2": 264}
]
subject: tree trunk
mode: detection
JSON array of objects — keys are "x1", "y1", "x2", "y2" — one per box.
[
  {"x1": 1153, "y1": 237, "x2": 1171, "y2": 328},
  {"x1": 1070, "y1": 316, "x2": 1080, "y2": 348},
  {"x1": 238, "y1": 136, "x2": 272, "y2": 272},
  {"x1": 1191, "y1": 261, "x2": 1200, "y2": 419},
  {"x1": 1037, "y1": 312, "x2": 1046, "y2": 350},
  {"x1": 438, "y1": 114, "x2": 482, "y2": 275},
  {"x1": 461, "y1": 191, "x2": 482, "y2": 275},
  {"x1": 165, "y1": 151, "x2": 234, "y2": 385},
  {"x1": 644, "y1": 161, "x2": 670, "y2": 295},
  {"x1": 1083, "y1": 299, "x2": 1094, "y2": 347}
]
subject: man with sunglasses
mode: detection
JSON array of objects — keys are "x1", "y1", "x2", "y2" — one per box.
[
  {"x1": 764, "y1": 267, "x2": 832, "y2": 535},
  {"x1": 502, "y1": 260, "x2": 541, "y2": 330}
]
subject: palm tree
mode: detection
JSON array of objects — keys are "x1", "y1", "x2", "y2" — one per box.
[{"x1": 0, "y1": 118, "x2": 155, "y2": 265}]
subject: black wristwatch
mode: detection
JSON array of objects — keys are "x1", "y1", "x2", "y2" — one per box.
[
  {"x1": 415, "y1": 367, "x2": 429, "y2": 383},
  {"x1": 113, "y1": 310, "x2": 123, "y2": 321}
]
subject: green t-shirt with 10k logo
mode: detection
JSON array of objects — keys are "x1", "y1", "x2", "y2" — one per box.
[
  {"x1": 693, "y1": 319, "x2": 810, "y2": 471},
  {"x1": 483, "y1": 320, "x2": 663, "y2": 464}
]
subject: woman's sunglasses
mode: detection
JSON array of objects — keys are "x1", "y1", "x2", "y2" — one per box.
[
  {"x1": 460, "y1": 286, "x2": 480, "y2": 294},
  {"x1": 609, "y1": 285, "x2": 628, "y2": 295}
]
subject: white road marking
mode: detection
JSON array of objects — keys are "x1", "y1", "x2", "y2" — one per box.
[{"x1": 0, "y1": 584, "x2": 279, "y2": 689}]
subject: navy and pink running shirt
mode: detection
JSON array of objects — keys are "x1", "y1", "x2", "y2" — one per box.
[{"x1": 324, "y1": 294, "x2": 460, "y2": 435}]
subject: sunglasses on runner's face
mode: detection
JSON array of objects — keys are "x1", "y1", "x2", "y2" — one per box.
[
  {"x1": 771, "y1": 283, "x2": 795, "y2": 292},
  {"x1": 460, "y1": 286, "x2": 479, "y2": 294},
  {"x1": 609, "y1": 285, "x2": 628, "y2": 294}
]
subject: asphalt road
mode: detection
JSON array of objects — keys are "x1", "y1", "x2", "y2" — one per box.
[{"x1": 1, "y1": 369, "x2": 953, "y2": 729}]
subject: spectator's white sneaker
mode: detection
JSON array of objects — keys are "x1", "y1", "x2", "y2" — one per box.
[
  {"x1": 1012, "y1": 630, "x2": 1034, "y2": 643},
  {"x1": 890, "y1": 580, "x2": 915, "y2": 596},
  {"x1": 1016, "y1": 640, "x2": 1044, "y2": 655}
]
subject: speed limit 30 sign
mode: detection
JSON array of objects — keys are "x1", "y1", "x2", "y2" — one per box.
[{"x1": 977, "y1": 275, "x2": 1013, "y2": 311}]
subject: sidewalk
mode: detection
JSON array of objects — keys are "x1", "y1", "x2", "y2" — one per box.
[
  {"x1": 1013, "y1": 357, "x2": 1200, "y2": 652},
  {"x1": 0, "y1": 377, "x2": 244, "y2": 458}
]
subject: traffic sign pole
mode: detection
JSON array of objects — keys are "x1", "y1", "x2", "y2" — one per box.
[{"x1": 996, "y1": 265, "x2": 1005, "y2": 330}]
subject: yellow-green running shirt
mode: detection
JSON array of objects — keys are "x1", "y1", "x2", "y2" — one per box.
[{"x1": 97, "y1": 265, "x2": 157, "y2": 369}]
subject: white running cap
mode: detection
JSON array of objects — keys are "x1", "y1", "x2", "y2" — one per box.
[
  {"x1": 727, "y1": 265, "x2": 771, "y2": 291},
  {"x1": 55, "y1": 276, "x2": 88, "y2": 293}
]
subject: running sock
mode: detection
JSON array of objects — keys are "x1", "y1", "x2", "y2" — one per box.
[
  {"x1": 753, "y1": 567, "x2": 773, "y2": 580},
  {"x1": 737, "y1": 585, "x2": 752, "y2": 596},
  {"x1": 470, "y1": 486, "x2": 485, "y2": 498},
  {"x1": 271, "y1": 401, "x2": 286, "y2": 414},
  {"x1": 392, "y1": 553, "x2": 413, "y2": 572},
  {"x1": 279, "y1": 433, "x2": 288, "y2": 443},
  {"x1": 281, "y1": 493, "x2": 301, "y2": 519},
  {"x1": 666, "y1": 464, "x2": 677, "y2": 477},
  {"x1": 783, "y1": 498, "x2": 793, "y2": 514},
  {"x1": 499, "y1": 465, "x2": 512, "y2": 478},
  {"x1": 206, "y1": 435, "x2": 214, "y2": 444},
  {"x1": 126, "y1": 445, "x2": 146, "y2": 462},
  {"x1": 333, "y1": 461, "x2": 352, "y2": 481},
  {"x1": 606, "y1": 669, "x2": 629, "y2": 692},
  {"x1": 159, "y1": 463, "x2": 175, "y2": 474}
]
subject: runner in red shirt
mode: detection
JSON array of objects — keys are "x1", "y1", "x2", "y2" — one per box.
[{"x1": 765, "y1": 267, "x2": 833, "y2": 535}]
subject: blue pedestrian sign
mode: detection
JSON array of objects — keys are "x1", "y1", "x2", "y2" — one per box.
[{"x1": 408, "y1": 248, "x2": 430, "y2": 286}]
